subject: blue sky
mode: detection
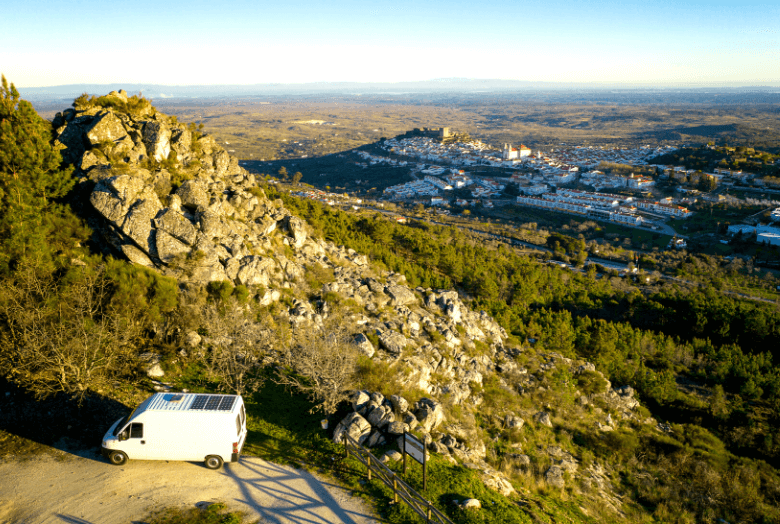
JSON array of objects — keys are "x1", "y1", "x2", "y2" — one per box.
[{"x1": 2, "y1": 0, "x2": 778, "y2": 87}]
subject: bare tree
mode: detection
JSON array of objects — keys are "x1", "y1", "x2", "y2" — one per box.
[
  {"x1": 275, "y1": 312, "x2": 359, "y2": 415},
  {"x1": 198, "y1": 298, "x2": 271, "y2": 395},
  {"x1": 0, "y1": 264, "x2": 140, "y2": 404}
]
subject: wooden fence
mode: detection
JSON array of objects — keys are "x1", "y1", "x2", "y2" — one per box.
[{"x1": 342, "y1": 433, "x2": 454, "y2": 524}]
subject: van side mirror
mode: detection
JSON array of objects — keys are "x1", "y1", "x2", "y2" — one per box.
[{"x1": 119, "y1": 430, "x2": 129, "y2": 441}]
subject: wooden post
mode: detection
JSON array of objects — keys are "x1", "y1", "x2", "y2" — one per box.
[
  {"x1": 393, "y1": 474, "x2": 398, "y2": 503},
  {"x1": 403, "y1": 430, "x2": 407, "y2": 474},
  {"x1": 343, "y1": 432, "x2": 348, "y2": 459},
  {"x1": 426, "y1": 502, "x2": 431, "y2": 523},
  {"x1": 422, "y1": 434, "x2": 428, "y2": 492}
]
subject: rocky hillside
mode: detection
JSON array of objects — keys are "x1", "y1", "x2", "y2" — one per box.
[{"x1": 51, "y1": 91, "x2": 648, "y2": 511}]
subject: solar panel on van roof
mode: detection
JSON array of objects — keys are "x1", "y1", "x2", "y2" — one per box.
[
  {"x1": 190, "y1": 395, "x2": 209, "y2": 410},
  {"x1": 189, "y1": 394, "x2": 236, "y2": 411},
  {"x1": 218, "y1": 396, "x2": 236, "y2": 411}
]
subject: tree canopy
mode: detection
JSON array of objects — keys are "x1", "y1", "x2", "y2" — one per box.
[{"x1": 0, "y1": 75, "x2": 74, "y2": 269}]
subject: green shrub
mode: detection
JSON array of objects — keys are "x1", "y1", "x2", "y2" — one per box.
[
  {"x1": 365, "y1": 331, "x2": 379, "y2": 348},
  {"x1": 304, "y1": 263, "x2": 335, "y2": 290},
  {"x1": 576, "y1": 370, "x2": 608, "y2": 396},
  {"x1": 73, "y1": 92, "x2": 153, "y2": 117},
  {"x1": 232, "y1": 284, "x2": 249, "y2": 304},
  {"x1": 207, "y1": 280, "x2": 234, "y2": 303},
  {"x1": 322, "y1": 290, "x2": 341, "y2": 303},
  {"x1": 427, "y1": 329, "x2": 444, "y2": 343}
]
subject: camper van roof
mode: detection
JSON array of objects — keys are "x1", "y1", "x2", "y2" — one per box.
[{"x1": 143, "y1": 392, "x2": 238, "y2": 413}]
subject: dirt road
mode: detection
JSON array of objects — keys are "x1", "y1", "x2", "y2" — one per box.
[{"x1": 0, "y1": 450, "x2": 379, "y2": 524}]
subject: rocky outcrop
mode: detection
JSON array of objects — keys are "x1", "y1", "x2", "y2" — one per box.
[{"x1": 53, "y1": 97, "x2": 322, "y2": 288}]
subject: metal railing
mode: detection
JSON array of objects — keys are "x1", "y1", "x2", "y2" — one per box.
[{"x1": 342, "y1": 433, "x2": 454, "y2": 524}]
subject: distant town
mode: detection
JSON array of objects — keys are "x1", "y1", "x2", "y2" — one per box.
[{"x1": 255, "y1": 127, "x2": 780, "y2": 248}]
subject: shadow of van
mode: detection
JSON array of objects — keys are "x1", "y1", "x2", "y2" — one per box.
[{"x1": 0, "y1": 377, "x2": 131, "y2": 462}]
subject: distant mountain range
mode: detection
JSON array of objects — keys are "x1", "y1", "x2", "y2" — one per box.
[{"x1": 18, "y1": 79, "x2": 780, "y2": 101}]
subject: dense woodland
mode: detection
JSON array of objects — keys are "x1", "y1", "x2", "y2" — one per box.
[
  {"x1": 651, "y1": 144, "x2": 780, "y2": 177},
  {"x1": 4, "y1": 79, "x2": 780, "y2": 522},
  {"x1": 274, "y1": 190, "x2": 780, "y2": 521}
]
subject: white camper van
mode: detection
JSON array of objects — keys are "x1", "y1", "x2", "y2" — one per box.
[{"x1": 101, "y1": 392, "x2": 247, "y2": 469}]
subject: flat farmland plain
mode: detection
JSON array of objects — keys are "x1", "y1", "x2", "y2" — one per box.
[
  {"x1": 32, "y1": 90, "x2": 780, "y2": 161},
  {"x1": 151, "y1": 91, "x2": 780, "y2": 160}
]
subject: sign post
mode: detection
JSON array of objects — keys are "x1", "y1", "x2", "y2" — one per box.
[{"x1": 402, "y1": 430, "x2": 428, "y2": 491}]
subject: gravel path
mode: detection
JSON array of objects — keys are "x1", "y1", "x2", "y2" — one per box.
[{"x1": 0, "y1": 450, "x2": 380, "y2": 524}]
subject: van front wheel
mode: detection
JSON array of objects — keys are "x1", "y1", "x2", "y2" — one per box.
[
  {"x1": 109, "y1": 451, "x2": 128, "y2": 466},
  {"x1": 205, "y1": 455, "x2": 223, "y2": 470}
]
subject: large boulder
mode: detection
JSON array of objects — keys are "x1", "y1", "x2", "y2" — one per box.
[
  {"x1": 176, "y1": 180, "x2": 209, "y2": 210},
  {"x1": 365, "y1": 431, "x2": 386, "y2": 448},
  {"x1": 545, "y1": 465, "x2": 566, "y2": 488},
  {"x1": 385, "y1": 285, "x2": 417, "y2": 306},
  {"x1": 236, "y1": 256, "x2": 277, "y2": 287},
  {"x1": 332, "y1": 412, "x2": 372, "y2": 446},
  {"x1": 170, "y1": 127, "x2": 192, "y2": 160},
  {"x1": 386, "y1": 421, "x2": 408, "y2": 436},
  {"x1": 366, "y1": 404, "x2": 395, "y2": 429},
  {"x1": 353, "y1": 333, "x2": 375, "y2": 358},
  {"x1": 389, "y1": 395, "x2": 409, "y2": 414},
  {"x1": 213, "y1": 150, "x2": 231, "y2": 177},
  {"x1": 85, "y1": 111, "x2": 128, "y2": 146},
  {"x1": 155, "y1": 230, "x2": 191, "y2": 263},
  {"x1": 89, "y1": 175, "x2": 162, "y2": 255},
  {"x1": 122, "y1": 197, "x2": 162, "y2": 253},
  {"x1": 504, "y1": 414, "x2": 525, "y2": 429},
  {"x1": 284, "y1": 216, "x2": 307, "y2": 248},
  {"x1": 460, "y1": 499, "x2": 481, "y2": 510},
  {"x1": 413, "y1": 398, "x2": 445, "y2": 432},
  {"x1": 437, "y1": 291, "x2": 463, "y2": 323},
  {"x1": 535, "y1": 412, "x2": 553, "y2": 428},
  {"x1": 90, "y1": 174, "x2": 145, "y2": 222},
  {"x1": 143, "y1": 121, "x2": 172, "y2": 162},
  {"x1": 379, "y1": 330, "x2": 408, "y2": 355},
  {"x1": 351, "y1": 390, "x2": 371, "y2": 414},
  {"x1": 154, "y1": 208, "x2": 198, "y2": 246},
  {"x1": 80, "y1": 151, "x2": 107, "y2": 171}
]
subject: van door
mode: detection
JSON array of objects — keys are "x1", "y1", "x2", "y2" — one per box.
[{"x1": 118, "y1": 422, "x2": 152, "y2": 460}]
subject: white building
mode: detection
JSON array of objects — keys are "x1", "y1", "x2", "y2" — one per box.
[
  {"x1": 729, "y1": 224, "x2": 780, "y2": 246},
  {"x1": 424, "y1": 175, "x2": 453, "y2": 190},
  {"x1": 635, "y1": 200, "x2": 692, "y2": 217},
  {"x1": 502, "y1": 144, "x2": 518, "y2": 160},
  {"x1": 502, "y1": 143, "x2": 531, "y2": 160},
  {"x1": 758, "y1": 231, "x2": 780, "y2": 246},
  {"x1": 523, "y1": 184, "x2": 549, "y2": 195}
]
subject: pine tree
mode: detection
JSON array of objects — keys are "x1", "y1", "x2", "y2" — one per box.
[{"x1": 0, "y1": 75, "x2": 74, "y2": 269}]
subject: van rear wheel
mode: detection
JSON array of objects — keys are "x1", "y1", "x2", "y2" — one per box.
[
  {"x1": 205, "y1": 455, "x2": 223, "y2": 470},
  {"x1": 109, "y1": 451, "x2": 128, "y2": 466}
]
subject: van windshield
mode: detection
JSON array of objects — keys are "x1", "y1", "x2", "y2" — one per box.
[
  {"x1": 111, "y1": 396, "x2": 152, "y2": 437},
  {"x1": 112, "y1": 416, "x2": 129, "y2": 436}
]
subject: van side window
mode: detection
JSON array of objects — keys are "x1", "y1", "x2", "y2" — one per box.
[
  {"x1": 129, "y1": 423, "x2": 143, "y2": 438},
  {"x1": 236, "y1": 415, "x2": 241, "y2": 436}
]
